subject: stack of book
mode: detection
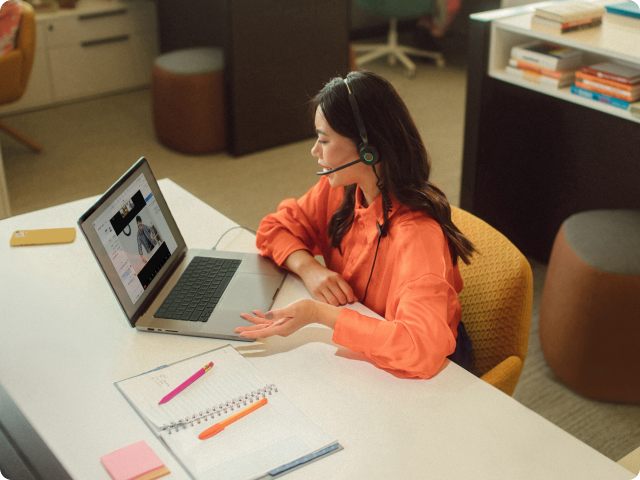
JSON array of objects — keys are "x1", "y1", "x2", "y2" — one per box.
[
  {"x1": 507, "y1": 41, "x2": 583, "y2": 88},
  {"x1": 531, "y1": 1, "x2": 606, "y2": 34},
  {"x1": 571, "y1": 61, "x2": 640, "y2": 110}
]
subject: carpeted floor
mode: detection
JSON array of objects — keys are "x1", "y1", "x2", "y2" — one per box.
[{"x1": 2, "y1": 49, "x2": 639, "y2": 463}]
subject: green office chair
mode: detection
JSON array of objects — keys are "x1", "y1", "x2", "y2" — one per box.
[{"x1": 353, "y1": 0, "x2": 445, "y2": 77}]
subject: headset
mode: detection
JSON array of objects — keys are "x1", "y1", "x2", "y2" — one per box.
[
  {"x1": 316, "y1": 78, "x2": 380, "y2": 176},
  {"x1": 315, "y1": 76, "x2": 390, "y2": 304}
]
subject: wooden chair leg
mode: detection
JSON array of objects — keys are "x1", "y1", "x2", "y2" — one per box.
[{"x1": 0, "y1": 119, "x2": 42, "y2": 153}]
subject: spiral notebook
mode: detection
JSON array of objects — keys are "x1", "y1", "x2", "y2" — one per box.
[{"x1": 115, "y1": 345, "x2": 340, "y2": 480}]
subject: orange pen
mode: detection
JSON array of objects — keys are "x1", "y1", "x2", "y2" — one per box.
[{"x1": 198, "y1": 397, "x2": 268, "y2": 440}]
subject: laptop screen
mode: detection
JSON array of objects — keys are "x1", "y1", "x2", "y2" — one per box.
[{"x1": 78, "y1": 158, "x2": 187, "y2": 325}]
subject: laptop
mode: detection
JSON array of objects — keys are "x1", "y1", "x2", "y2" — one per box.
[{"x1": 78, "y1": 158, "x2": 286, "y2": 341}]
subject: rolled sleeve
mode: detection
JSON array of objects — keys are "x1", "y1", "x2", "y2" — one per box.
[
  {"x1": 256, "y1": 178, "x2": 339, "y2": 268},
  {"x1": 333, "y1": 274, "x2": 459, "y2": 379},
  {"x1": 256, "y1": 199, "x2": 320, "y2": 268},
  {"x1": 333, "y1": 308, "x2": 379, "y2": 357}
]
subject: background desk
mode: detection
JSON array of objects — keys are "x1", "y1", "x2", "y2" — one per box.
[{"x1": 0, "y1": 179, "x2": 634, "y2": 479}]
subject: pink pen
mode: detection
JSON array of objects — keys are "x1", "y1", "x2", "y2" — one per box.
[{"x1": 159, "y1": 362, "x2": 214, "y2": 405}]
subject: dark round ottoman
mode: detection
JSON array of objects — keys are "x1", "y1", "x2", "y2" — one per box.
[
  {"x1": 540, "y1": 209, "x2": 640, "y2": 403},
  {"x1": 152, "y1": 47, "x2": 225, "y2": 154}
]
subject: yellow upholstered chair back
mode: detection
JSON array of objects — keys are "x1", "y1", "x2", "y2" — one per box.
[
  {"x1": 451, "y1": 206, "x2": 533, "y2": 396},
  {"x1": 0, "y1": 1, "x2": 41, "y2": 152},
  {"x1": 0, "y1": 1, "x2": 36, "y2": 105}
]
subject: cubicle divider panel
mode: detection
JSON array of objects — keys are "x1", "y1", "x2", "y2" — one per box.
[{"x1": 156, "y1": 0, "x2": 350, "y2": 156}]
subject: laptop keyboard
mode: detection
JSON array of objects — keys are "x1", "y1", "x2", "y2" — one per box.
[{"x1": 153, "y1": 257, "x2": 242, "y2": 322}]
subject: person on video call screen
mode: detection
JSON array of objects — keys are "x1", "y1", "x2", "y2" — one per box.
[{"x1": 136, "y1": 215, "x2": 156, "y2": 264}]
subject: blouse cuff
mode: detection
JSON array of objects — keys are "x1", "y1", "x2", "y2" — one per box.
[{"x1": 333, "y1": 307, "x2": 379, "y2": 357}]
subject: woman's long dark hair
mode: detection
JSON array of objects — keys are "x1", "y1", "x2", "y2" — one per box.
[{"x1": 312, "y1": 71, "x2": 476, "y2": 265}]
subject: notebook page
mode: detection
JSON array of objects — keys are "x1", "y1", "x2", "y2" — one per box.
[
  {"x1": 160, "y1": 391, "x2": 336, "y2": 480},
  {"x1": 117, "y1": 345, "x2": 270, "y2": 428}
]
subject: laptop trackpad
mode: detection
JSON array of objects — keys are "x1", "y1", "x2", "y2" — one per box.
[{"x1": 217, "y1": 273, "x2": 280, "y2": 311}]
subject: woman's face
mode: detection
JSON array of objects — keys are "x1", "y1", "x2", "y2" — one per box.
[{"x1": 311, "y1": 107, "x2": 366, "y2": 189}]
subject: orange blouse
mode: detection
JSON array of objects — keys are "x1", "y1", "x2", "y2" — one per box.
[{"x1": 256, "y1": 176, "x2": 463, "y2": 379}]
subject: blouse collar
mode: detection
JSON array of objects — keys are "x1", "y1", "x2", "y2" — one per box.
[{"x1": 354, "y1": 185, "x2": 402, "y2": 233}]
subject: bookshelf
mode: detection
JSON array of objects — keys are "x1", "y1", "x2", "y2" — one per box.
[
  {"x1": 461, "y1": 1, "x2": 640, "y2": 261},
  {"x1": 488, "y1": 4, "x2": 640, "y2": 124}
]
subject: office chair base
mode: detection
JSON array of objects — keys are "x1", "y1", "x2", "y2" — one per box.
[
  {"x1": 354, "y1": 44, "x2": 445, "y2": 76},
  {"x1": 0, "y1": 119, "x2": 42, "y2": 153},
  {"x1": 353, "y1": 18, "x2": 445, "y2": 76}
]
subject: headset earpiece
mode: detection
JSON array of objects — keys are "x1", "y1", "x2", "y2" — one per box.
[{"x1": 358, "y1": 143, "x2": 379, "y2": 166}]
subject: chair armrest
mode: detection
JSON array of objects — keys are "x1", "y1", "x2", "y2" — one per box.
[
  {"x1": 0, "y1": 50, "x2": 24, "y2": 104},
  {"x1": 480, "y1": 355, "x2": 523, "y2": 396}
]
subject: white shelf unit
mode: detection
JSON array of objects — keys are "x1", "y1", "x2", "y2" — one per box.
[
  {"x1": 0, "y1": 0, "x2": 158, "y2": 116},
  {"x1": 488, "y1": 1, "x2": 640, "y2": 125}
]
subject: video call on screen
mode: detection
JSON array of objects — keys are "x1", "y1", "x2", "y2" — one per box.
[{"x1": 109, "y1": 190, "x2": 171, "y2": 289}]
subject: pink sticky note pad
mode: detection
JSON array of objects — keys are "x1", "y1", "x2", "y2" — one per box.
[{"x1": 100, "y1": 440, "x2": 167, "y2": 480}]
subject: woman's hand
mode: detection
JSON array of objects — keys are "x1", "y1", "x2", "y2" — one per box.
[
  {"x1": 236, "y1": 298, "x2": 340, "y2": 339},
  {"x1": 299, "y1": 262, "x2": 356, "y2": 306},
  {"x1": 283, "y1": 250, "x2": 356, "y2": 306}
]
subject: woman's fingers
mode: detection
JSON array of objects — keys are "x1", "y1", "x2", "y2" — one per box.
[
  {"x1": 337, "y1": 278, "x2": 356, "y2": 303},
  {"x1": 235, "y1": 323, "x2": 271, "y2": 333},
  {"x1": 236, "y1": 299, "x2": 314, "y2": 339},
  {"x1": 239, "y1": 313, "x2": 271, "y2": 325},
  {"x1": 235, "y1": 318, "x2": 292, "y2": 338},
  {"x1": 238, "y1": 311, "x2": 292, "y2": 330},
  {"x1": 319, "y1": 280, "x2": 356, "y2": 306}
]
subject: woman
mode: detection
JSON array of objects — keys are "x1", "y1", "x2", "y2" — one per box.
[{"x1": 236, "y1": 71, "x2": 475, "y2": 379}]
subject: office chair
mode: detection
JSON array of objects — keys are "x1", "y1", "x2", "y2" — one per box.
[
  {"x1": 352, "y1": 0, "x2": 445, "y2": 77},
  {"x1": 452, "y1": 206, "x2": 533, "y2": 396},
  {"x1": 0, "y1": 1, "x2": 42, "y2": 152}
]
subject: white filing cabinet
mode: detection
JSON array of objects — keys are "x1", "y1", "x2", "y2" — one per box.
[{"x1": 0, "y1": 0, "x2": 158, "y2": 115}]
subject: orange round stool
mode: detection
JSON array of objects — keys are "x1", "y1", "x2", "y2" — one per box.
[
  {"x1": 540, "y1": 209, "x2": 640, "y2": 403},
  {"x1": 152, "y1": 47, "x2": 225, "y2": 154}
]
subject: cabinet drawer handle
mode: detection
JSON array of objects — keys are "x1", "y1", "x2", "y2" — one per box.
[
  {"x1": 79, "y1": 8, "x2": 127, "y2": 20},
  {"x1": 81, "y1": 35, "x2": 130, "y2": 47}
]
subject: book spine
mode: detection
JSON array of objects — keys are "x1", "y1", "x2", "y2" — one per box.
[
  {"x1": 532, "y1": 15, "x2": 601, "y2": 30},
  {"x1": 532, "y1": 21, "x2": 601, "y2": 34},
  {"x1": 571, "y1": 85, "x2": 631, "y2": 109},
  {"x1": 576, "y1": 78, "x2": 638, "y2": 97},
  {"x1": 559, "y1": 19, "x2": 602, "y2": 33},
  {"x1": 574, "y1": 81, "x2": 634, "y2": 101},
  {"x1": 575, "y1": 71, "x2": 635, "y2": 91},
  {"x1": 508, "y1": 59, "x2": 565, "y2": 79},
  {"x1": 561, "y1": 17, "x2": 602, "y2": 28},
  {"x1": 506, "y1": 66, "x2": 565, "y2": 87},
  {"x1": 581, "y1": 67, "x2": 633, "y2": 85},
  {"x1": 511, "y1": 46, "x2": 561, "y2": 70}
]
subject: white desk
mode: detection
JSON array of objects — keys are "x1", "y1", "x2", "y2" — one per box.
[{"x1": 0, "y1": 179, "x2": 634, "y2": 480}]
